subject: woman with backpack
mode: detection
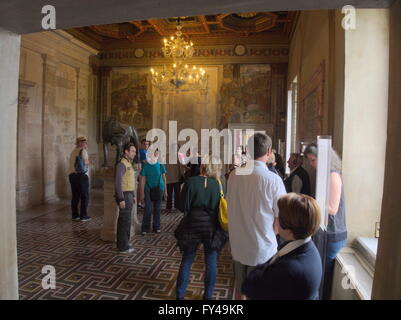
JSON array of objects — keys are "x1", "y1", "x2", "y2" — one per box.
[{"x1": 174, "y1": 156, "x2": 228, "y2": 300}]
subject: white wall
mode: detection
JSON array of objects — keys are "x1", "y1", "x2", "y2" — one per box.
[
  {"x1": 0, "y1": 27, "x2": 20, "y2": 300},
  {"x1": 342, "y1": 9, "x2": 389, "y2": 241}
]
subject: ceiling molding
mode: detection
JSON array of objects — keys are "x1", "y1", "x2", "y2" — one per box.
[{"x1": 0, "y1": 0, "x2": 393, "y2": 35}]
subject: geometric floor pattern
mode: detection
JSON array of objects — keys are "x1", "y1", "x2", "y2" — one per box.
[{"x1": 17, "y1": 190, "x2": 235, "y2": 300}]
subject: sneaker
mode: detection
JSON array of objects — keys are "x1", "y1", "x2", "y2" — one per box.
[
  {"x1": 80, "y1": 216, "x2": 92, "y2": 222},
  {"x1": 72, "y1": 217, "x2": 80, "y2": 221},
  {"x1": 141, "y1": 232, "x2": 147, "y2": 236},
  {"x1": 119, "y1": 247, "x2": 135, "y2": 254},
  {"x1": 154, "y1": 229, "x2": 161, "y2": 234},
  {"x1": 138, "y1": 204, "x2": 144, "y2": 209}
]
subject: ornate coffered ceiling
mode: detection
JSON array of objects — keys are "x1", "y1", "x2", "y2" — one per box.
[{"x1": 66, "y1": 11, "x2": 299, "y2": 50}]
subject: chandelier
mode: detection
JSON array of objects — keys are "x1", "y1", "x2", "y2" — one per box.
[{"x1": 150, "y1": 19, "x2": 208, "y2": 92}]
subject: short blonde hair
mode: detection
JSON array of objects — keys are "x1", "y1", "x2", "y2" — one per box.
[
  {"x1": 278, "y1": 193, "x2": 321, "y2": 239},
  {"x1": 200, "y1": 155, "x2": 222, "y2": 179}
]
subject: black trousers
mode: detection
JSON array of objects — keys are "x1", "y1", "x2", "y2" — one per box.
[
  {"x1": 69, "y1": 173, "x2": 89, "y2": 218},
  {"x1": 167, "y1": 182, "x2": 181, "y2": 209},
  {"x1": 117, "y1": 192, "x2": 134, "y2": 251}
]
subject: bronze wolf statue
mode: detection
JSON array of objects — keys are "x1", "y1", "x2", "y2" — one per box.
[{"x1": 102, "y1": 117, "x2": 139, "y2": 167}]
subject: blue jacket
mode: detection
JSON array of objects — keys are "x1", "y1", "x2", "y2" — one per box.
[{"x1": 242, "y1": 240, "x2": 322, "y2": 300}]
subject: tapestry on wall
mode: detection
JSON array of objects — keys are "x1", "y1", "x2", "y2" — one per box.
[
  {"x1": 299, "y1": 61, "x2": 325, "y2": 143},
  {"x1": 218, "y1": 64, "x2": 272, "y2": 129},
  {"x1": 111, "y1": 69, "x2": 152, "y2": 137}
]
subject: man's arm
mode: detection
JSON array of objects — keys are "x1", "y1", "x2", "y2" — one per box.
[
  {"x1": 328, "y1": 172, "x2": 342, "y2": 215},
  {"x1": 272, "y1": 178, "x2": 287, "y2": 223},
  {"x1": 115, "y1": 163, "x2": 126, "y2": 208}
]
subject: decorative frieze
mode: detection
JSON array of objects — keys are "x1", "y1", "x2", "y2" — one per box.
[{"x1": 98, "y1": 44, "x2": 289, "y2": 65}]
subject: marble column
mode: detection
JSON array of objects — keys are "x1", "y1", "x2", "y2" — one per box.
[
  {"x1": 0, "y1": 27, "x2": 20, "y2": 300},
  {"x1": 98, "y1": 66, "x2": 112, "y2": 148},
  {"x1": 41, "y1": 54, "x2": 60, "y2": 203}
]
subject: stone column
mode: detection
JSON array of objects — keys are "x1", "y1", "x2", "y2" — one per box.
[
  {"x1": 98, "y1": 66, "x2": 112, "y2": 145},
  {"x1": 161, "y1": 91, "x2": 169, "y2": 132},
  {"x1": 75, "y1": 67, "x2": 80, "y2": 137},
  {"x1": 0, "y1": 27, "x2": 20, "y2": 300},
  {"x1": 100, "y1": 167, "x2": 141, "y2": 243},
  {"x1": 41, "y1": 54, "x2": 59, "y2": 203}
]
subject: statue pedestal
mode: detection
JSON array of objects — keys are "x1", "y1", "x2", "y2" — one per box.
[{"x1": 98, "y1": 167, "x2": 140, "y2": 242}]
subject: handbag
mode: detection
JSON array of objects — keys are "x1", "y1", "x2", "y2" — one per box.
[
  {"x1": 149, "y1": 163, "x2": 162, "y2": 201},
  {"x1": 217, "y1": 179, "x2": 228, "y2": 231}
]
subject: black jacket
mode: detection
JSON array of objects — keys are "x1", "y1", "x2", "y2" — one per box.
[
  {"x1": 174, "y1": 176, "x2": 228, "y2": 252},
  {"x1": 242, "y1": 241, "x2": 322, "y2": 300},
  {"x1": 174, "y1": 208, "x2": 227, "y2": 252},
  {"x1": 284, "y1": 166, "x2": 311, "y2": 196}
]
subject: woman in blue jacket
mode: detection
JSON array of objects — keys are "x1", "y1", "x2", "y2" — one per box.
[{"x1": 242, "y1": 193, "x2": 322, "y2": 300}]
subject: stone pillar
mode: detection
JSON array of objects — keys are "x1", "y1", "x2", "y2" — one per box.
[
  {"x1": 0, "y1": 27, "x2": 20, "y2": 300},
  {"x1": 161, "y1": 91, "x2": 169, "y2": 133},
  {"x1": 75, "y1": 67, "x2": 80, "y2": 137},
  {"x1": 98, "y1": 67, "x2": 112, "y2": 143},
  {"x1": 372, "y1": 0, "x2": 401, "y2": 300},
  {"x1": 100, "y1": 167, "x2": 141, "y2": 243},
  {"x1": 41, "y1": 54, "x2": 60, "y2": 203}
]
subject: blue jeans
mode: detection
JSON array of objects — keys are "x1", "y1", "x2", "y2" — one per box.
[
  {"x1": 176, "y1": 247, "x2": 218, "y2": 299},
  {"x1": 323, "y1": 239, "x2": 346, "y2": 299},
  {"x1": 141, "y1": 188, "x2": 162, "y2": 232}
]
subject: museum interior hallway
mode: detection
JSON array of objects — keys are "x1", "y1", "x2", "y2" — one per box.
[
  {"x1": 1, "y1": 0, "x2": 401, "y2": 300},
  {"x1": 16, "y1": 191, "x2": 234, "y2": 300}
]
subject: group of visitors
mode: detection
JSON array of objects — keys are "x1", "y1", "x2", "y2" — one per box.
[
  {"x1": 68, "y1": 132, "x2": 347, "y2": 300},
  {"x1": 173, "y1": 133, "x2": 347, "y2": 300}
]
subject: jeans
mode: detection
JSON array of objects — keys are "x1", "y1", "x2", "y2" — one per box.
[
  {"x1": 166, "y1": 182, "x2": 181, "y2": 210},
  {"x1": 68, "y1": 173, "x2": 89, "y2": 218},
  {"x1": 142, "y1": 188, "x2": 162, "y2": 232},
  {"x1": 323, "y1": 239, "x2": 346, "y2": 299},
  {"x1": 116, "y1": 192, "x2": 134, "y2": 251},
  {"x1": 176, "y1": 247, "x2": 218, "y2": 299}
]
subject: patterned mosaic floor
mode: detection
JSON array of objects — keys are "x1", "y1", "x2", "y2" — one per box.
[{"x1": 17, "y1": 190, "x2": 235, "y2": 300}]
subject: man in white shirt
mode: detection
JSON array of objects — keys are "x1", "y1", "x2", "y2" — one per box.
[
  {"x1": 227, "y1": 133, "x2": 287, "y2": 299},
  {"x1": 68, "y1": 136, "x2": 91, "y2": 222}
]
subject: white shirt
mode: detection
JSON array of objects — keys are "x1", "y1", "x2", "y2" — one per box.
[
  {"x1": 69, "y1": 148, "x2": 89, "y2": 175},
  {"x1": 227, "y1": 160, "x2": 287, "y2": 266}
]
